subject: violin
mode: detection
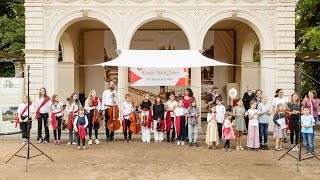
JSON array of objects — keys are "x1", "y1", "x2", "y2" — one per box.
[
  {"x1": 156, "y1": 117, "x2": 162, "y2": 132},
  {"x1": 107, "y1": 92, "x2": 120, "y2": 131},
  {"x1": 141, "y1": 115, "x2": 148, "y2": 126},
  {"x1": 94, "y1": 109, "x2": 101, "y2": 123},
  {"x1": 129, "y1": 112, "x2": 141, "y2": 134}
]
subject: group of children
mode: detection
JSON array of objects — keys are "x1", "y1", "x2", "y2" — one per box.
[{"x1": 17, "y1": 87, "x2": 316, "y2": 154}]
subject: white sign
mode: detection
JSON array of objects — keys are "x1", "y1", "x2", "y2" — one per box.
[
  {"x1": 229, "y1": 88, "x2": 237, "y2": 99},
  {"x1": 130, "y1": 68, "x2": 189, "y2": 86}
]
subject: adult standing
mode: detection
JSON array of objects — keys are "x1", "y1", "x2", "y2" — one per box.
[
  {"x1": 182, "y1": 88, "x2": 195, "y2": 138},
  {"x1": 207, "y1": 86, "x2": 222, "y2": 107},
  {"x1": 242, "y1": 85, "x2": 256, "y2": 130},
  {"x1": 102, "y1": 81, "x2": 119, "y2": 142},
  {"x1": 303, "y1": 90, "x2": 320, "y2": 126},
  {"x1": 253, "y1": 89, "x2": 263, "y2": 104},
  {"x1": 272, "y1": 89, "x2": 289, "y2": 143}
]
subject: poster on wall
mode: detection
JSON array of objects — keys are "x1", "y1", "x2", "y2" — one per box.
[
  {"x1": 0, "y1": 78, "x2": 24, "y2": 132},
  {"x1": 130, "y1": 68, "x2": 189, "y2": 86}
]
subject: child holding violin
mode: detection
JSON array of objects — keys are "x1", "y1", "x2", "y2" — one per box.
[
  {"x1": 153, "y1": 96, "x2": 165, "y2": 143},
  {"x1": 140, "y1": 94, "x2": 152, "y2": 143},
  {"x1": 121, "y1": 94, "x2": 135, "y2": 143},
  {"x1": 84, "y1": 90, "x2": 101, "y2": 145}
]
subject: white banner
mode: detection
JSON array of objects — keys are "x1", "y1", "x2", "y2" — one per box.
[{"x1": 130, "y1": 68, "x2": 189, "y2": 86}]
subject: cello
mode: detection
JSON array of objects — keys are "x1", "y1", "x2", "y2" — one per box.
[
  {"x1": 129, "y1": 101, "x2": 141, "y2": 134},
  {"x1": 107, "y1": 93, "x2": 120, "y2": 131}
]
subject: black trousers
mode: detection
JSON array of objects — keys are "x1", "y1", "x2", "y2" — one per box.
[
  {"x1": 37, "y1": 113, "x2": 49, "y2": 142},
  {"x1": 53, "y1": 116, "x2": 62, "y2": 140},
  {"x1": 167, "y1": 117, "x2": 176, "y2": 140},
  {"x1": 217, "y1": 123, "x2": 223, "y2": 140},
  {"x1": 20, "y1": 117, "x2": 32, "y2": 139},
  {"x1": 123, "y1": 119, "x2": 132, "y2": 140},
  {"x1": 224, "y1": 140, "x2": 230, "y2": 148},
  {"x1": 105, "y1": 112, "x2": 114, "y2": 140},
  {"x1": 177, "y1": 116, "x2": 186, "y2": 141},
  {"x1": 87, "y1": 111, "x2": 100, "y2": 140}
]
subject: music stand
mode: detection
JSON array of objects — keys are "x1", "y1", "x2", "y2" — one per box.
[
  {"x1": 5, "y1": 65, "x2": 53, "y2": 172},
  {"x1": 278, "y1": 67, "x2": 320, "y2": 172}
]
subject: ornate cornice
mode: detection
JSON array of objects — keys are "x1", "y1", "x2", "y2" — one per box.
[{"x1": 39, "y1": 0, "x2": 295, "y2": 4}]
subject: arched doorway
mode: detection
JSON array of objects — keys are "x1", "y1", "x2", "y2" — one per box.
[
  {"x1": 57, "y1": 19, "x2": 117, "y2": 102},
  {"x1": 202, "y1": 20, "x2": 261, "y2": 109},
  {"x1": 128, "y1": 20, "x2": 190, "y2": 103}
]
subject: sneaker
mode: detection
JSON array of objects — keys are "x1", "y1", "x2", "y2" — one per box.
[
  {"x1": 167, "y1": 139, "x2": 170, "y2": 143},
  {"x1": 124, "y1": 140, "x2": 128, "y2": 143},
  {"x1": 57, "y1": 140, "x2": 61, "y2": 145},
  {"x1": 95, "y1": 139, "x2": 100, "y2": 145},
  {"x1": 88, "y1": 139, "x2": 92, "y2": 145},
  {"x1": 67, "y1": 142, "x2": 71, "y2": 145},
  {"x1": 83, "y1": 146, "x2": 86, "y2": 150},
  {"x1": 236, "y1": 146, "x2": 240, "y2": 151},
  {"x1": 223, "y1": 148, "x2": 227, "y2": 152},
  {"x1": 259, "y1": 145, "x2": 265, "y2": 150},
  {"x1": 44, "y1": 141, "x2": 48, "y2": 144},
  {"x1": 228, "y1": 149, "x2": 232, "y2": 152},
  {"x1": 177, "y1": 141, "x2": 181, "y2": 146},
  {"x1": 194, "y1": 143, "x2": 198, "y2": 147},
  {"x1": 275, "y1": 147, "x2": 281, "y2": 151},
  {"x1": 279, "y1": 147, "x2": 285, "y2": 151},
  {"x1": 189, "y1": 143, "x2": 193, "y2": 147},
  {"x1": 240, "y1": 146, "x2": 244, "y2": 151},
  {"x1": 54, "y1": 140, "x2": 57, "y2": 145},
  {"x1": 264, "y1": 145, "x2": 269, "y2": 150},
  {"x1": 72, "y1": 142, "x2": 77, "y2": 145},
  {"x1": 128, "y1": 140, "x2": 132, "y2": 143},
  {"x1": 307, "y1": 152, "x2": 311, "y2": 155},
  {"x1": 77, "y1": 146, "x2": 81, "y2": 150},
  {"x1": 37, "y1": 140, "x2": 42, "y2": 144},
  {"x1": 181, "y1": 141, "x2": 185, "y2": 146}
]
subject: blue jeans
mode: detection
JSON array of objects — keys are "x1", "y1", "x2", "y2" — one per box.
[
  {"x1": 259, "y1": 123, "x2": 268, "y2": 145},
  {"x1": 188, "y1": 123, "x2": 198, "y2": 143},
  {"x1": 302, "y1": 132, "x2": 314, "y2": 153}
]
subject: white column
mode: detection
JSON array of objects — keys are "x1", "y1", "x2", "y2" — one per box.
[
  {"x1": 260, "y1": 51, "x2": 277, "y2": 104},
  {"x1": 118, "y1": 67, "x2": 128, "y2": 107},
  {"x1": 191, "y1": 67, "x2": 202, "y2": 131},
  {"x1": 43, "y1": 50, "x2": 59, "y2": 96}
]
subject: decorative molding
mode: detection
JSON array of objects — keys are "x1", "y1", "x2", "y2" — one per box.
[
  {"x1": 156, "y1": 9, "x2": 164, "y2": 17},
  {"x1": 130, "y1": 0, "x2": 151, "y2": 3},
  {"x1": 168, "y1": 0, "x2": 189, "y2": 3},
  {"x1": 242, "y1": 0, "x2": 263, "y2": 3},
  {"x1": 80, "y1": 9, "x2": 90, "y2": 17},
  {"x1": 205, "y1": 0, "x2": 225, "y2": 3},
  {"x1": 231, "y1": 9, "x2": 238, "y2": 16}
]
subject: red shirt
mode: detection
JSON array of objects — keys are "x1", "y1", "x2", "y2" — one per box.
[{"x1": 182, "y1": 96, "x2": 195, "y2": 109}]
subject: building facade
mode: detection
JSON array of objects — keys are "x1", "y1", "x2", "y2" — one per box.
[{"x1": 24, "y1": 0, "x2": 296, "y2": 129}]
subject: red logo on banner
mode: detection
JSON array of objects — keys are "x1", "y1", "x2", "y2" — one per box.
[{"x1": 131, "y1": 71, "x2": 142, "y2": 84}]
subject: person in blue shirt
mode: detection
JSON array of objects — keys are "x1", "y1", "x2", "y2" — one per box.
[{"x1": 301, "y1": 107, "x2": 316, "y2": 155}]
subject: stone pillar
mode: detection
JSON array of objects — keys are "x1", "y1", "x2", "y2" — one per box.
[
  {"x1": 118, "y1": 67, "x2": 128, "y2": 108},
  {"x1": 43, "y1": 50, "x2": 59, "y2": 96},
  {"x1": 240, "y1": 62, "x2": 260, "y2": 95},
  {"x1": 191, "y1": 67, "x2": 202, "y2": 131},
  {"x1": 13, "y1": 59, "x2": 24, "y2": 78}
]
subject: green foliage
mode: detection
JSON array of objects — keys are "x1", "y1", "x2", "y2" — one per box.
[
  {"x1": 0, "y1": 62, "x2": 15, "y2": 77},
  {"x1": 0, "y1": 0, "x2": 24, "y2": 77},
  {"x1": 301, "y1": 62, "x2": 320, "y2": 97},
  {"x1": 296, "y1": 0, "x2": 320, "y2": 96}
]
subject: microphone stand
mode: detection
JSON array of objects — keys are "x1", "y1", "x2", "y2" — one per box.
[{"x1": 5, "y1": 65, "x2": 54, "y2": 172}]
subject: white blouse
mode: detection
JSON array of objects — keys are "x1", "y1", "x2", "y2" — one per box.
[
  {"x1": 35, "y1": 97, "x2": 50, "y2": 114},
  {"x1": 49, "y1": 101, "x2": 63, "y2": 117},
  {"x1": 121, "y1": 101, "x2": 134, "y2": 120},
  {"x1": 84, "y1": 98, "x2": 101, "y2": 112},
  {"x1": 18, "y1": 103, "x2": 35, "y2": 117},
  {"x1": 174, "y1": 107, "x2": 187, "y2": 116},
  {"x1": 248, "y1": 109, "x2": 259, "y2": 126},
  {"x1": 165, "y1": 100, "x2": 178, "y2": 117}
]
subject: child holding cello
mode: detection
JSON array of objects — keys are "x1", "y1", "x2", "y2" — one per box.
[
  {"x1": 121, "y1": 94, "x2": 135, "y2": 143},
  {"x1": 140, "y1": 94, "x2": 152, "y2": 143}
]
